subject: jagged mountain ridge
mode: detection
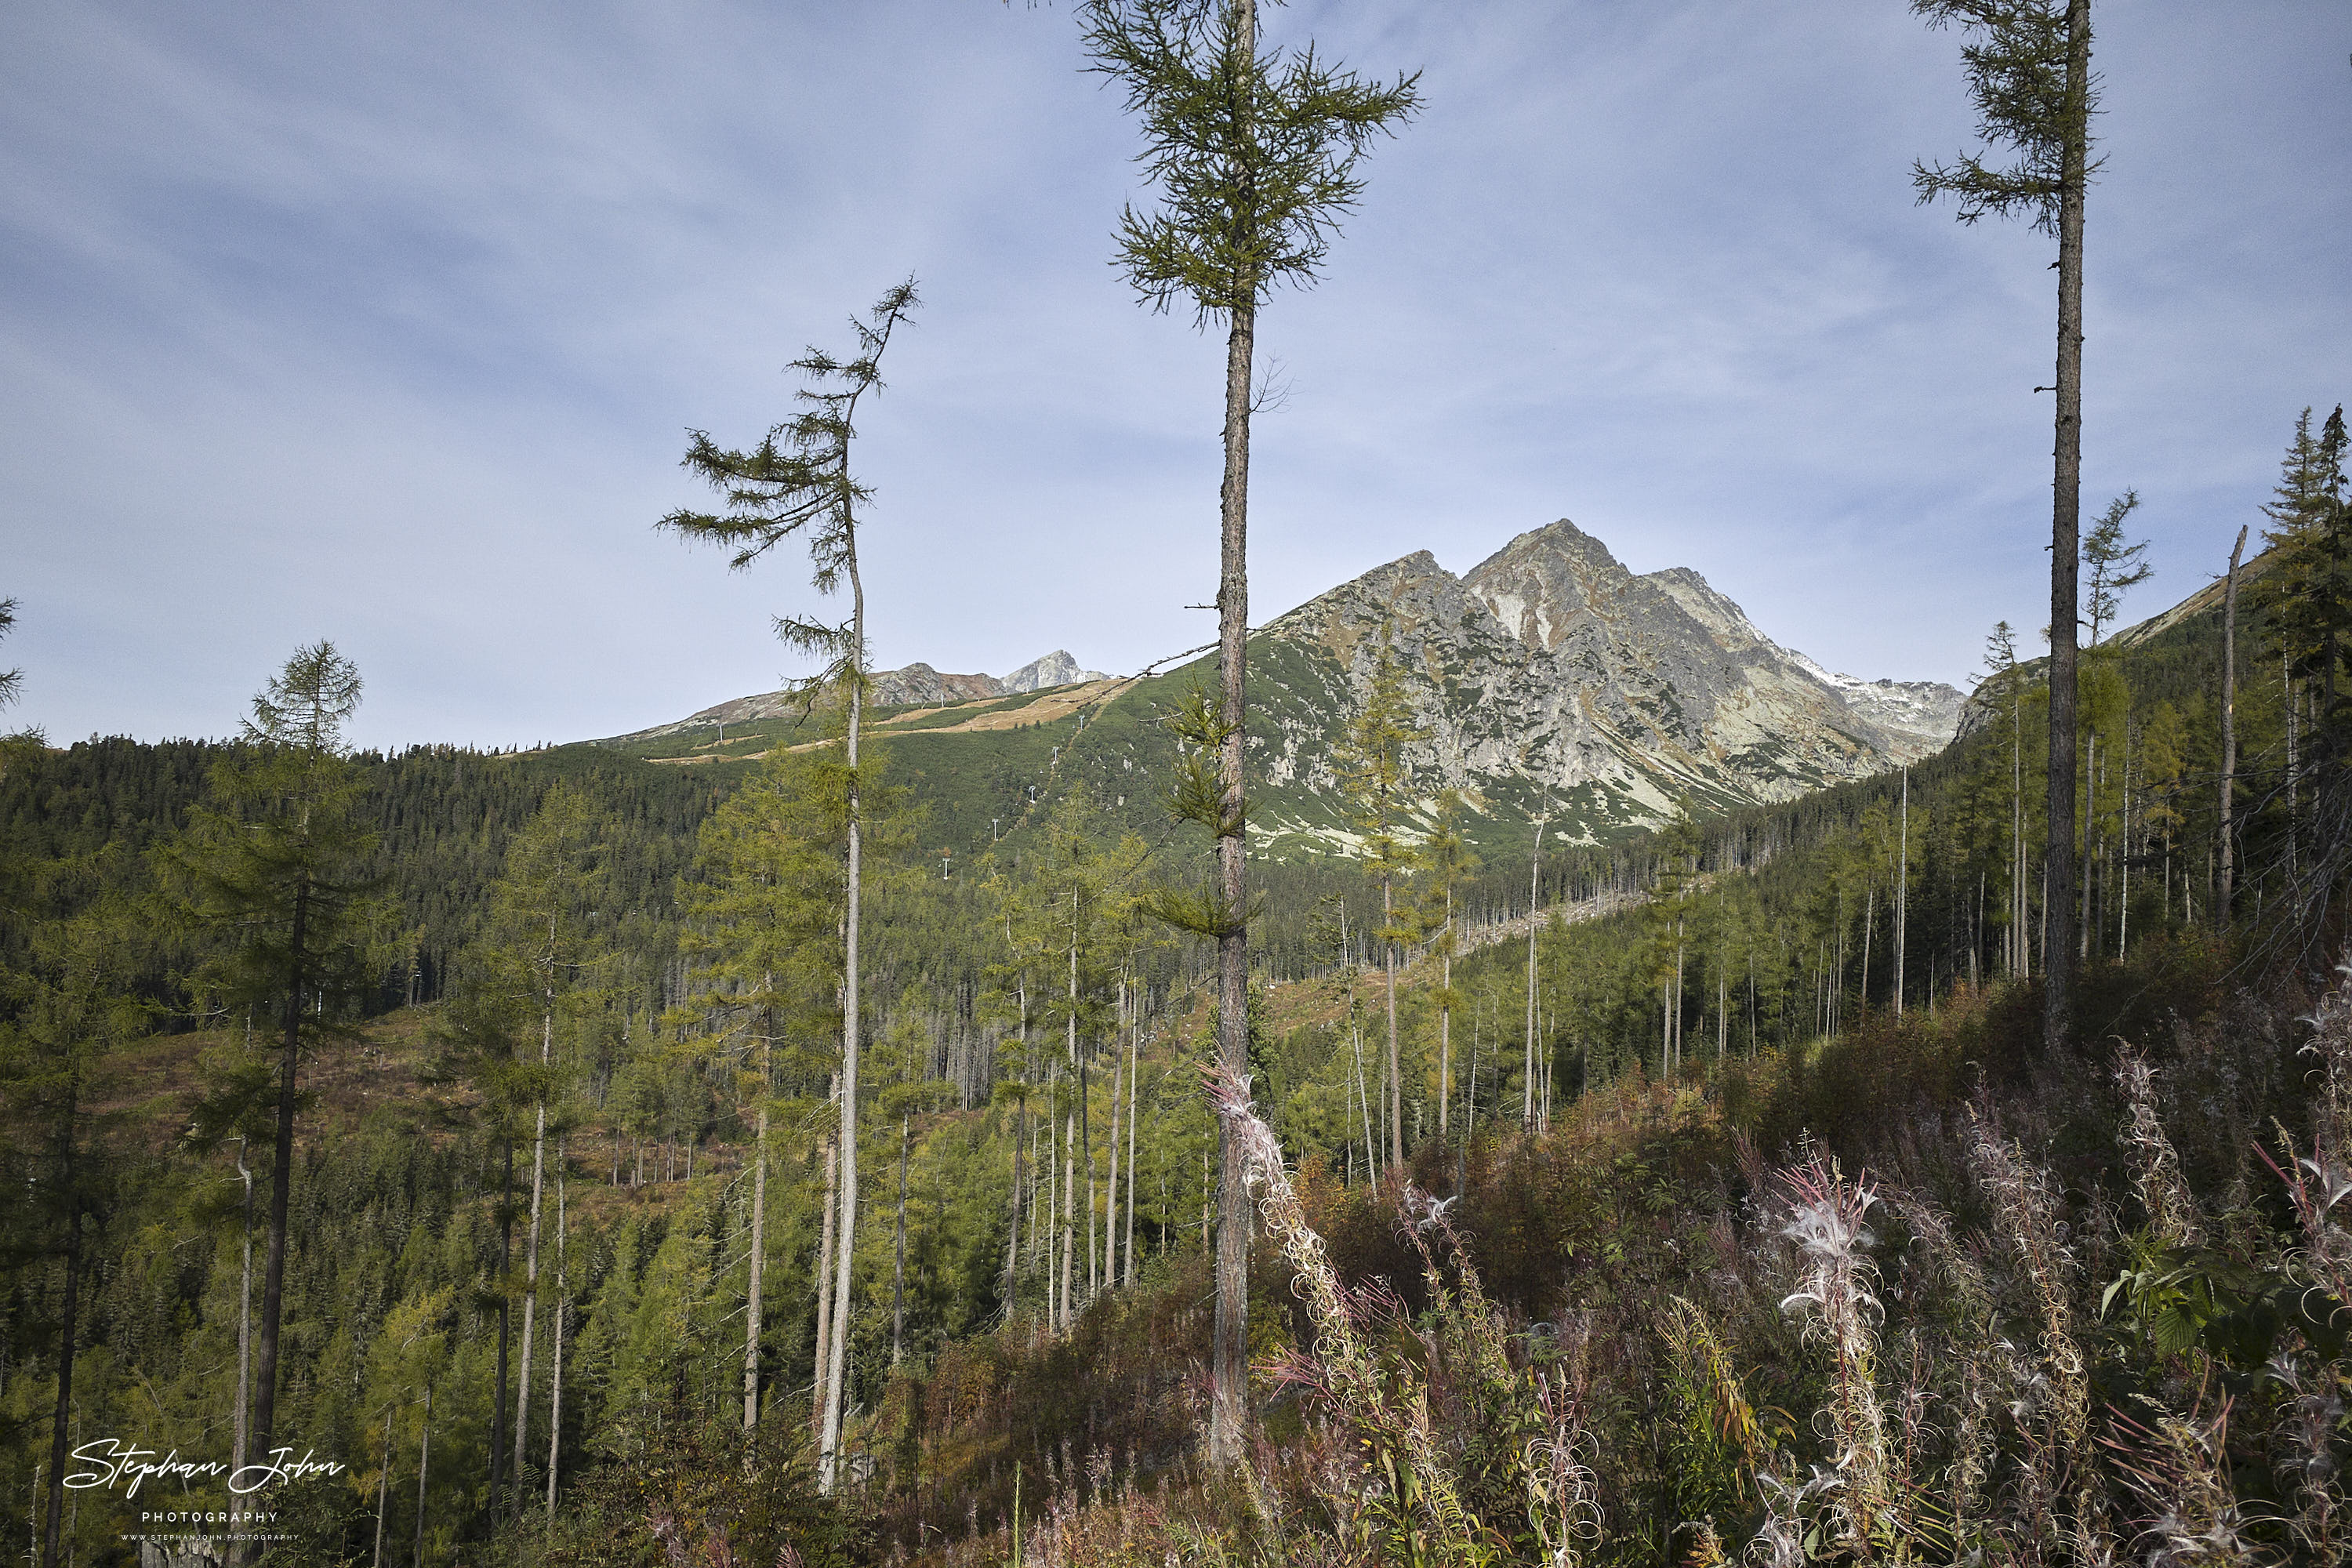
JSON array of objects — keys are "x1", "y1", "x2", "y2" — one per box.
[
  {"x1": 593, "y1": 521, "x2": 1961, "y2": 855},
  {"x1": 608, "y1": 650, "x2": 1109, "y2": 742},
  {"x1": 1238, "y1": 521, "x2": 1961, "y2": 851}
]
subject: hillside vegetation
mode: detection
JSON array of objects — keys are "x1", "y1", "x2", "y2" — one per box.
[{"x1": 8, "y1": 490, "x2": 2352, "y2": 1567}]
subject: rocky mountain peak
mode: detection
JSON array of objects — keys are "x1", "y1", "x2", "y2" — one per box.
[
  {"x1": 1640, "y1": 566, "x2": 1773, "y2": 654},
  {"x1": 1004, "y1": 650, "x2": 1109, "y2": 693},
  {"x1": 1239, "y1": 517, "x2": 1966, "y2": 851},
  {"x1": 1460, "y1": 518, "x2": 1645, "y2": 653}
]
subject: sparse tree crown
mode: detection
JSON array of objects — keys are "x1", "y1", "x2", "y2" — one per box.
[
  {"x1": 1083, "y1": 1, "x2": 1420, "y2": 325},
  {"x1": 660, "y1": 279, "x2": 920, "y2": 686},
  {"x1": 1910, "y1": 0, "x2": 2099, "y2": 234}
]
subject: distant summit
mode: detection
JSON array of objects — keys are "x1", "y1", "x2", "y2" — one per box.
[
  {"x1": 592, "y1": 517, "x2": 1967, "y2": 852},
  {"x1": 604, "y1": 650, "x2": 1112, "y2": 743},
  {"x1": 1004, "y1": 651, "x2": 1109, "y2": 693}
]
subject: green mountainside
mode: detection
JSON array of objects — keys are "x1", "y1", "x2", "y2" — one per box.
[
  {"x1": 1, "y1": 522, "x2": 2330, "y2": 1568},
  {"x1": 589, "y1": 519, "x2": 1966, "y2": 867}
]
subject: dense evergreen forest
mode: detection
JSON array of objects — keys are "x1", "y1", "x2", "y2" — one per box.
[{"x1": 5, "y1": 399, "x2": 2350, "y2": 1567}]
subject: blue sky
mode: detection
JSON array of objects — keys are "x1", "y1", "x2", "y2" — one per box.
[{"x1": 3, "y1": 2, "x2": 2344, "y2": 750}]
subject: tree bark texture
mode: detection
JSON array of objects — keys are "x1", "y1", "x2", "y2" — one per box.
[
  {"x1": 1208, "y1": 249, "x2": 1257, "y2": 1472},
  {"x1": 2042, "y1": 0, "x2": 2091, "y2": 1054},
  {"x1": 251, "y1": 875, "x2": 307, "y2": 1476},
  {"x1": 820, "y1": 550, "x2": 866, "y2": 1493},
  {"x1": 2220, "y1": 526, "x2": 2245, "y2": 919}
]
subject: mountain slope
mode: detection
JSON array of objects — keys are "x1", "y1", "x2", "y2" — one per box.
[
  {"x1": 1231, "y1": 521, "x2": 1958, "y2": 852},
  {"x1": 589, "y1": 519, "x2": 1963, "y2": 862}
]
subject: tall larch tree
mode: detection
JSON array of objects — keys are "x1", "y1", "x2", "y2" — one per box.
[
  {"x1": 1080, "y1": 0, "x2": 1417, "y2": 1468},
  {"x1": 2082, "y1": 489, "x2": 2152, "y2": 646},
  {"x1": 172, "y1": 643, "x2": 382, "y2": 1494},
  {"x1": 658, "y1": 277, "x2": 918, "y2": 1493},
  {"x1": 1911, "y1": 0, "x2": 2099, "y2": 1051},
  {"x1": 2257, "y1": 404, "x2": 2351, "y2": 940}
]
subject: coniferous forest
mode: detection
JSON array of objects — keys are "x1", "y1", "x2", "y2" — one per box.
[{"x1": 4, "y1": 5, "x2": 2350, "y2": 1567}]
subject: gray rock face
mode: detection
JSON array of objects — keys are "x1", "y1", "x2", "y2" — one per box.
[
  {"x1": 1003, "y1": 651, "x2": 1109, "y2": 692},
  {"x1": 1246, "y1": 520, "x2": 1962, "y2": 849},
  {"x1": 602, "y1": 649, "x2": 1113, "y2": 745},
  {"x1": 869, "y1": 663, "x2": 1005, "y2": 706}
]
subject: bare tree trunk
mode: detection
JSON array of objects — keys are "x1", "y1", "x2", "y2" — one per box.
[
  {"x1": 412, "y1": 1385, "x2": 431, "y2": 1568},
  {"x1": 2089, "y1": 728, "x2": 2107, "y2": 964},
  {"x1": 2013, "y1": 677, "x2": 2027, "y2": 978},
  {"x1": 1896, "y1": 768, "x2": 1908, "y2": 1015},
  {"x1": 489, "y1": 1139, "x2": 511, "y2": 1504},
  {"x1": 1104, "y1": 989, "x2": 1124, "y2": 1293},
  {"x1": 1524, "y1": 822, "x2": 1544, "y2": 1126},
  {"x1": 1384, "y1": 875, "x2": 1402, "y2": 1168},
  {"x1": 513, "y1": 1005, "x2": 551, "y2": 1508},
  {"x1": 252, "y1": 875, "x2": 307, "y2": 1483},
  {"x1": 546, "y1": 1142, "x2": 566, "y2": 1517},
  {"x1": 810, "y1": 1112, "x2": 838, "y2": 1440},
  {"x1": 1438, "y1": 889, "x2": 1453, "y2": 1140},
  {"x1": 820, "y1": 550, "x2": 869, "y2": 1494},
  {"x1": 2119, "y1": 735, "x2": 2132, "y2": 959},
  {"x1": 890, "y1": 1118, "x2": 909, "y2": 1365},
  {"x1": 373, "y1": 1421, "x2": 390, "y2": 1568},
  {"x1": 234, "y1": 1142, "x2": 253, "y2": 1479},
  {"x1": 1069, "y1": 902, "x2": 1089, "y2": 1310},
  {"x1": 1123, "y1": 1016, "x2": 1138, "y2": 1288},
  {"x1": 1060, "y1": 1110, "x2": 1075, "y2": 1328},
  {"x1": 2042, "y1": 0, "x2": 2092, "y2": 1054},
  {"x1": 2221, "y1": 526, "x2": 2247, "y2": 919},
  {"x1": 1862, "y1": 887, "x2": 1875, "y2": 1014},
  {"x1": 744, "y1": 1022, "x2": 769, "y2": 1429},
  {"x1": 1004, "y1": 1084, "x2": 1024, "y2": 1316},
  {"x1": 1208, "y1": 202, "x2": 1258, "y2": 1472}
]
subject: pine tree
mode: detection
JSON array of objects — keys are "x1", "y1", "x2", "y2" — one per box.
[
  {"x1": 2255, "y1": 404, "x2": 2352, "y2": 946},
  {"x1": 659, "y1": 278, "x2": 918, "y2": 1492},
  {"x1": 1081, "y1": 0, "x2": 1417, "y2": 1469},
  {"x1": 2082, "y1": 490, "x2": 2153, "y2": 645},
  {"x1": 2220, "y1": 525, "x2": 2249, "y2": 920},
  {"x1": 0, "y1": 597, "x2": 38, "y2": 770},
  {"x1": 0, "y1": 597, "x2": 19, "y2": 713},
  {"x1": 169, "y1": 643, "x2": 383, "y2": 1502},
  {"x1": 2263, "y1": 407, "x2": 2352, "y2": 744},
  {"x1": 1912, "y1": 0, "x2": 2099, "y2": 1051},
  {"x1": 3, "y1": 895, "x2": 150, "y2": 1568}
]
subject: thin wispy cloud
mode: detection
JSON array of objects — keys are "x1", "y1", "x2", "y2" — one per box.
[{"x1": 2, "y1": 0, "x2": 2343, "y2": 747}]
